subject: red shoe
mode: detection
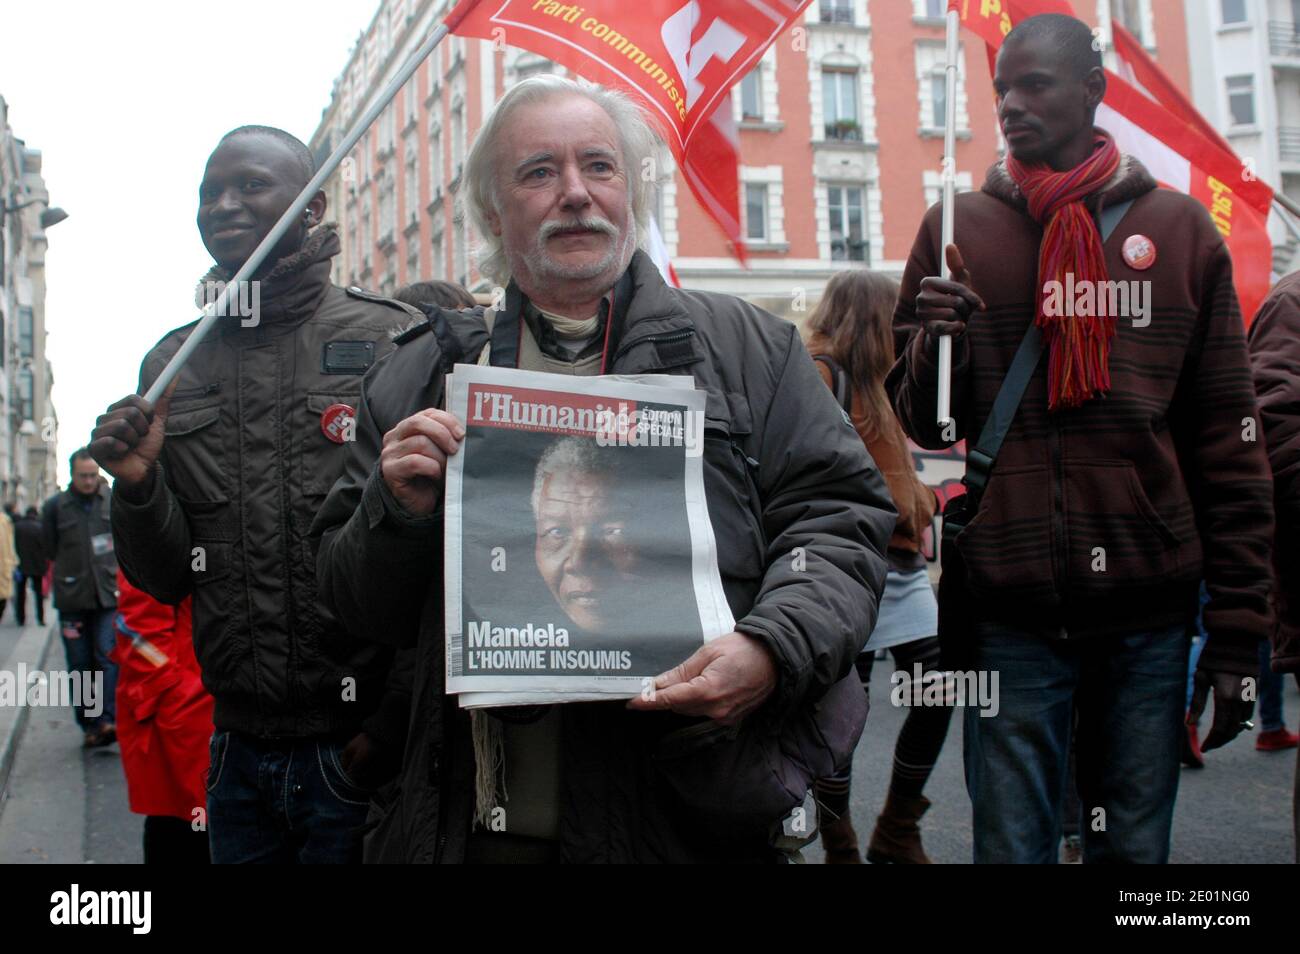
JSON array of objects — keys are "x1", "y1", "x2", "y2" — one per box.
[
  {"x1": 1256, "y1": 728, "x2": 1299, "y2": 752},
  {"x1": 1181, "y1": 717, "x2": 1204, "y2": 768}
]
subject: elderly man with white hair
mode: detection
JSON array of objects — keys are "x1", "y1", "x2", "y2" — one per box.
[{"x1": 311, "y1": 75, "x2": 896, "y2": 863}]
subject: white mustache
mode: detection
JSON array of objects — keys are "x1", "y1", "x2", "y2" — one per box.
[{"x1": 538, "y1": 217, "x2": 618, "y2": 241}]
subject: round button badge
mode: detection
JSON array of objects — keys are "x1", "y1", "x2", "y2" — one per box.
[
  {"x1": 320, "y1": 403, "x2": 356, "y2": 444},
  {"x1": 1121, "y1": 234, "x2": 1156, "y2": 270}
]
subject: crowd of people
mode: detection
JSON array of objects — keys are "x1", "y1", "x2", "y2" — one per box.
[{"x1": 15, "y1": 12, "x2": 1288, "y2": 864}]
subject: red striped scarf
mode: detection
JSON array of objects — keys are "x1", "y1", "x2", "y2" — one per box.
[{"x1": 1006, "y1": 131, "x2": 1121, "y2": 411}]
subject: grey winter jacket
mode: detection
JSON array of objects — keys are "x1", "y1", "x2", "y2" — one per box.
[{"x1": 311, "y1": 250, "x2": 895, "y2": 862}]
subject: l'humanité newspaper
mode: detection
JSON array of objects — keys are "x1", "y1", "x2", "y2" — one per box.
[{"x1": 443, "y1": 364, "x2": 734, "y2": 708}]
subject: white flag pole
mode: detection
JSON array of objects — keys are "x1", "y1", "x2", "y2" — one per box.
[
  {"x1": 936, "y1": 6, "x2": 960, "y2": 427},
  {"x1": 144, "y1": 19, "x2": 461, "y2": 403}
]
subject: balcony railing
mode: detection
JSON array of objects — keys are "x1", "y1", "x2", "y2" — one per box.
[
  {"x1": 1270, "y1": 21, "x2": 1300, "y2": 58},
  {"x1": 1279, "y1": 126, "x2": 1300, "y2": 162},
  {"x1": 824, "y1": 120, "x2": 862, "y2": 141}
]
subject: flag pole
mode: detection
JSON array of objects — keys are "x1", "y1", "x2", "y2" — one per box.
[
  {"x1": 144, "y1": 6, "x2": 479, "y2": 403},
  {"x1": 936, "y1": 5, "x2": 960, "y2": 427}
]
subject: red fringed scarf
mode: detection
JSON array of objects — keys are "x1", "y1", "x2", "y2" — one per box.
[{"x1": 1006, "y1": 131, "x2": 1121, "y2": 411}]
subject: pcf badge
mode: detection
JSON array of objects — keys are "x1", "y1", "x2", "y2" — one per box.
[
  {"x1": 320, "y1": 403, "x2": 356, "y2": 444},
  {"x1": 1121, "y1": 234, "x2": 1156, "y2": 270}
]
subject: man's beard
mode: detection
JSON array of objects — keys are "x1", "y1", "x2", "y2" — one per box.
[{"x1": 521, "y1": 212, "x2": 635, "y2": 284}]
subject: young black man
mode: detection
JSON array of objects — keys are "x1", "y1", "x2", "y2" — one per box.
[
  {"x1": 888, "y1": 14, "x2": 1274, "y2": 863},
  {"x1": 89, "y1": 126, "x2": 420, "y2": 863}
]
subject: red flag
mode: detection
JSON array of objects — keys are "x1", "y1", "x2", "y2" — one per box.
[
  {"x1": 445, "y1": 0, "x2": 815, "y2": 262},
  {"x1": 949, "y1": 0, "x2": 1275, "y2": 324}
]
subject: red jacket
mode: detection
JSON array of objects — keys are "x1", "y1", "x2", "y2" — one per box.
[{"x1": 111, "y1": 573, "x2": 213, "y2": 819}]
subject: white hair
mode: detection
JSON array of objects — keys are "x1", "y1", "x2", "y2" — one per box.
[
  {"x1": 464, "y1": 75, "x2": 665, "y2": 287},
  {"x1": 530, "y1": 437, "x2": 617, "y2": 516}
]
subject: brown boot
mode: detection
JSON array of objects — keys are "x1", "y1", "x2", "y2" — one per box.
[
  {"x1": 866, "y1": 793, "x2": 932, "y2": 864},
  {"x1": 819, "y1": 812, "x2": 862, "y2": 864}
]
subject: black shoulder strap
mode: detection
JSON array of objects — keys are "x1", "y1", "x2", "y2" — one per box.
[
  {"x1": 964, "y1": 198, "x2": 1134, "y2": 499},
  {"x1": 811, "y1": 354, "x2": 852, "y2": 413}
]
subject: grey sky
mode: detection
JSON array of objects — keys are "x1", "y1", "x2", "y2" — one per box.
[{"x1": 1, "y1": 0, "x2": 381, "y2": 485}]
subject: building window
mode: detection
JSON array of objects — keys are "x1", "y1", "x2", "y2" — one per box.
[
  {"x1": 379, "y1": 175, "x2": 396, "y2": 244},
  {"x1": 827, "y1": 186, "x2": 866, "y2": 262},
  {"x1": 1227, "y1": 74, "x2": 1255, "y2": 125},
  {"x1": 740, "y1": 69, "x2": 762, "y2": 121},
  {"x1": 405, "y1": 136, "x2": 420, "y2": 221},
  {"x1": 822, "y1": 69, "x2": 860, "y2": 140},
  {"x1": 923, "y1": 168, "x2": 973, "y2": 209},
  {"x1": 820, "y1": 0, "x2": 853, "y2": 24},
  {"x1": 930, "y1": 71, "x2": 946, "y2": 128},
  {"x1": 451, "y1": 103, "x2": 466, "y2": 182},
  {"x1": 429, "y1": 124, "x2": 443, "y2": 199},
  {"x1": 1113, "y1": 0, "x2": 1154, "y2": 45},
  {"x1": 744, "y1": 183, "x2": 768, "y2": 241},
  {"x1": 925, "y1": 0, "x2": 943, "y2": 16},
  {"x1": 431, "y1": 229, "x2": 445, "y2": 280},
  {"x1": 17, "y1": 368, "x2": 33, "y2": 422},
  {"x1": 18, "y1": 306, "x2": 34, "y2": 358},
  {"x1": 454, "y1": 202, "x2": 469, "y2": 287},
  {"x1": 514, "y1": 56, "x2": 554, "y2": 84},
  {"x1": 407, "y1": 238, "x2": 421, "y2": 286},
  {"x1": 403, "y1": 77, "x2": 418, "y2": 127},
  {"x1": 916, "y1": 41, "x2": 966, "y2": 133},
  {"x1": 1220, "y1": 0, "x2": 1246, "y2": 24},
  {"x1": 380, "y1": 105, "x2": 396, "y2": 154}
]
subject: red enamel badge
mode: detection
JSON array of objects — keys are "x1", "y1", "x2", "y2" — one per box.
[
  {"x1": 1122, "y1": 234, "x2": 1156, "y2": 270},
  {"x1": 320, "y1": 403, "x2": 356, "y2": 444}
]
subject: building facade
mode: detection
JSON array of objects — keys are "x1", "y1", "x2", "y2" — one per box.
[
  {"x1": 0, "y1": 95, "x2": 59, "y2": 512},
  {"x1": 1186, "y1": 0, "x2": 1300, "y2": 272},
  {"x1": 310, "y1": 0, "x2": 1192, "y2": 318}
]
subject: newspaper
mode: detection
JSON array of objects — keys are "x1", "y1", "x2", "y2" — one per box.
[{"x1": 444, "y1": 364, "x2": 735, "y2": 708}]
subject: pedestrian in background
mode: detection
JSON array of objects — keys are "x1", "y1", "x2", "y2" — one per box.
[
  {"x1": 42, "y1": 449, "x2": 119, "y2": 747},
  {"x1": 13, "y1": 505, "x2": 48, "y2": 627},
  {"x1": 806, "y1": 268, "x2": 951, "y2": 864},
  {"x1": 111, "y1": 572, "x2": 213, "y2": 864},
  {"x1": 0, "y1": 505, "x2": 17, "y2": 624}
]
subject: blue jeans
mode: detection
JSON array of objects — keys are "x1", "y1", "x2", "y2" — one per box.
[
  {"x1": 205, "y1": 729, "x2": 371, "y2": 864},
  {"x1": 964, "y1": 620, "x2": 1188, "y2": 863},
  {"x1": 58, "y1": 608, "x2": 117, "y2": 731},
  {"x1": 1259, "y1": 640, "x2": 1286, "y2": 733}
]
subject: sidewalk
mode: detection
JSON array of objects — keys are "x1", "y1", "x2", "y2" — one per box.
[{"x1": 0, "y1": 619, "x2": 139, "y2": 863}]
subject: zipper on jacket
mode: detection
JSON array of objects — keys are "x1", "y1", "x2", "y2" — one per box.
[
  {"x1": 171, "y1": 381, "x2": 221, "y2": 401},
  {"x1": 612, "y1": 328, "x2": 695, "y2": 363}
]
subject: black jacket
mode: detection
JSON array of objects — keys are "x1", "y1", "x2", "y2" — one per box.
[
  {"x1": 15, "y1": 514, "x2": 48, "y2": 577},
  {"x1": 311, "y1": 251, "x2": 896, "y2": 862},
  {"x1": 110, "y1": 228, "x2": 422, "y2": 739},
  {"x1": 42, "y1": 483, "x2": 117, "y2": 612}
]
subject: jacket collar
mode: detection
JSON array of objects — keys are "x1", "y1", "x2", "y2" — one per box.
[
  {"x1": 982, "y1": 144, "x2": 1158, "y2": 215},
  {"x1": 195, "y1": 224, "x2": 339, "y2": 329},
  {"x1": 489, "y1": 250, "x2": 704, "y2": 373}
]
